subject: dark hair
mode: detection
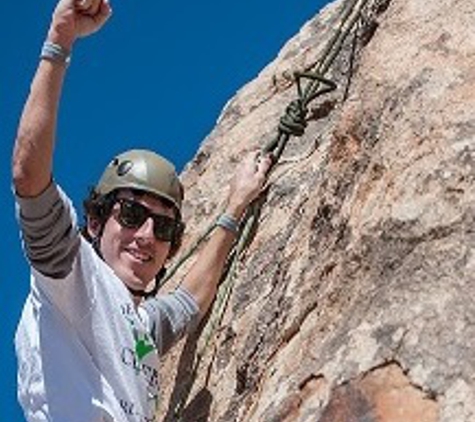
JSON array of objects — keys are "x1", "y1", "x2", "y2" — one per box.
[{"x1": 81, "y1": 188, "x2": 184, "y2": 259}]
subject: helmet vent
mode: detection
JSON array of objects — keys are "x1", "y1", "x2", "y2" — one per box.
[{"x1": 117, "y1": 160, "x2": 133, "y2": 176}]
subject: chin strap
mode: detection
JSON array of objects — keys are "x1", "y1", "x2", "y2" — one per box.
[
  {"x1": 126, "y1": 267, "x2": 167, "y2": 299},
  {"x1": 126, "y1": 286, "x2": 149, "y2": 298}
]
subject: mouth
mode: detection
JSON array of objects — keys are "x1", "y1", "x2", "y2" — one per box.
[{"x1": 125, "y1": 248, "x2": 153, "y2": 263}]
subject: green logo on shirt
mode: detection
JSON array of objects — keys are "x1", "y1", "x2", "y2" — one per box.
[{"x1": 135, "y1": 335, "x2": 155, "y2": 361}]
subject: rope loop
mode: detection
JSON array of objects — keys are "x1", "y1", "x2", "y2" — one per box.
[{"x1": 278, "y1": 99, "x2": 308, "y2": 137}]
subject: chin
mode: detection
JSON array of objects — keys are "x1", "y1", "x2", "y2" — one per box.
[{"x1": 116, "y1": 267, "x2": 150, "y2": 291}]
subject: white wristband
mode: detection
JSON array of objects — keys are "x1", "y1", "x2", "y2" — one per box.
[
  {"x1": 216, "y1": 214, "x2": 240, "y2": 235},
  {"x1": 40, "y1": 41, "x2": 71, "y2": 66}
]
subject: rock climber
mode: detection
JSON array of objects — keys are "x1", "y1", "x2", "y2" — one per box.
[{"x1": 12, "y1": 0, "x2": 271, "y2": 421}]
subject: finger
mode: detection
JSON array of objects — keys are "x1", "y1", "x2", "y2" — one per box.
[
  {"x1": 95, "y1": 0, "x2": 112, "y2": 23},
  {"x1": 243, "y1": 150, "x2": 258, "y2": 167},
  {"x1": 255, "y1": 154, "x2": 272, "y2": 176},
  {"x1": 76, "y1": 0, "x2": 101, "y2": 14},
  {"x1": 238, "y1": 151, "x2": 257, "y2": 176},
  {"x1": 75, "y1": 0, "x2": 91, "y2": 10},
  {"x1": 101, "y1": 0, "x2": 112, "y2": 15}
]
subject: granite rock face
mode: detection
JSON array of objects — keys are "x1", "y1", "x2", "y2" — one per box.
[{"x1": 158, "y1": 0, "x2": 475, "y2": 421}]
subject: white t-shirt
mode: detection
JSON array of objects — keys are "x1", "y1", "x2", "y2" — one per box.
[{"x1": 15, "y1": 183, "x2": 199, "y2": 422}]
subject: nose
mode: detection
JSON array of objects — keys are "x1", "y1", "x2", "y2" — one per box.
[{"x1": 134, "y1": 216, "x2": 155, "y2": 240}]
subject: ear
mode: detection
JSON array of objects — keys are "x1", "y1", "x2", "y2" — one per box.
[{"x1": 86, "y1": 216, "x2": 102, "y2": 240}]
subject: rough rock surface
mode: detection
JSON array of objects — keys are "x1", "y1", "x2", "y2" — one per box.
[{"x1": 158, "y1": 0, "x2": 475, "y2": 421}]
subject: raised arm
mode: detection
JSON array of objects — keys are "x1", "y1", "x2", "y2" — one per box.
[
  {"x1": 181, "y1": 152, "x2": 272, "y2": 317},
  {"x1": 12, "y1": 0, "x2": 112, "y2": 197}
]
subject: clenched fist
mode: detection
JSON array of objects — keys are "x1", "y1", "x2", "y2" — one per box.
[{"x1": 47, "y1": 0, "x2": 112, "y2": 50}]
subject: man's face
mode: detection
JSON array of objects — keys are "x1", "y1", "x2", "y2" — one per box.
[{"x1": 98, "y1": 190, "x2": 175, "y2": 294}]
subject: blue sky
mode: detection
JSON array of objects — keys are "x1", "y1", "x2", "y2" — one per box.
[{"x1": 0, "y1": 1, "x2": 330, "y2": 420}]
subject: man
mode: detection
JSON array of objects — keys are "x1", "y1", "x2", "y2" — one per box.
[{"x1": 12, "y1": 0, "x2": 271, "y2": 421}]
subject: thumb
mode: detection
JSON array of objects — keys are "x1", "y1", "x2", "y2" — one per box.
[{"x1": 255, "y1": 153, "x2": 272, "y2": 178}]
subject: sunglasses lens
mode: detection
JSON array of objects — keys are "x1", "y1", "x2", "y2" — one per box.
[
  {"x1": 152, "y1": 216, "x2": 176, "y2": 242},
  {"x1": 117, "y1": 199, "x2": 180, "y2": 243},
  {"x1": 118, "y1": 200, "x2": 147, "y2": 228}
]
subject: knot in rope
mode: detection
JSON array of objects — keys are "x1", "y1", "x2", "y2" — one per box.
[{"x1": 278, "y1": 99, "x2": 308, "y2": 137}]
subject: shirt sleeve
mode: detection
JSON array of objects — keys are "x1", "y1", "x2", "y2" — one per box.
[
  {"x1": 15, "y1": 182, "x2": 80, "y2": 279},
  {"x1": 142, "y1": 286, "x2": 200, "y2": 355}
]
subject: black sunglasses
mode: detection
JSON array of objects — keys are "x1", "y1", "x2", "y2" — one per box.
[{"x1": 115, "y1": 198, "x2": 183, "y2": 242}]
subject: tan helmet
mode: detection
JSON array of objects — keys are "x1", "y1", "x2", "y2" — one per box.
[{"x1": 95, "y1": 149, "x2": 184, "y2": 212}]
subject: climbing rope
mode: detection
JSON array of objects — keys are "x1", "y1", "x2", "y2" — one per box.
[{"x1": 164, "y1": 0, "x2": 380, "y2": 418}]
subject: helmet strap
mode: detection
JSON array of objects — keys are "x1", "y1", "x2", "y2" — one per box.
[
  {"x1": 91, "y1": 236, "x2": 103, "y2": 258},
  {"x1": 125, "y1": 267, "x2": 167, "y2": 299},
  {"x1": 126, "y1": 285, "x2": 149, "y2": 298}
]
